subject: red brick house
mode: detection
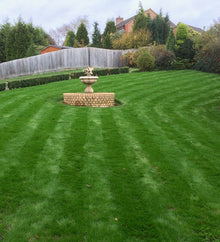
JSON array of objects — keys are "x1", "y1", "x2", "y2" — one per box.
[
  {"x1": 116, "y1": 8, "x2": 203, "y2": 35},
  {"x1": 40, "y1": 45, "x2": 73, "y2": 54}
]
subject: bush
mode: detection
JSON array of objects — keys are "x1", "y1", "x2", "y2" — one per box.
[
  {"x1": 109, "y1": 68, "x2": 120, "y2": 75},
  {"x1": 121, "y1": 51, "x2": 137, "y2": 68},
  {"x1": 194, "y1": 42, "x2": 220, "y2": 73},
  {"x1": 172, "y1": 60, "x2": 186, "y2": 70},
  {"x1": 119, "y1": 67, "x2": 129, "y2": 73},
  {"x1": 136, "y1": 50, "x2": 155, "y2": 71},
  {"x1": 92, "y1": 69, "x2": 109, "y2": 76},
  {"x1": 175, "y1": 39, "x2": 195, "y2": 61},
  {"x1": 150, "y1": 45, "x2": 175, "y2": 70},
  {"x1": 155, "y1": 51, "x2": 175, "y2": 69},
  {"x1": 172, "y1": 58, "x2": 194, "y2": 70},
  {"x1": 112, "y1": 30, "x2": 151, "y2": 49},
  {"x1": 70, "y1": 71, "x2": 85, "y2": 79},
  {"x1": 8, "y1": 74, "x2": 70, "y2": 89},
  {"x1": 0, "y1": 83, "x2": 5, "y2": 91},
  {"x1": 5, "y1": 67, "x2": 129, "y2": 90}
]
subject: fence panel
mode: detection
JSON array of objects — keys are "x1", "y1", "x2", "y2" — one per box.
[{"x1": 0, "y1": 47, "x2": 132, "y2": 80}]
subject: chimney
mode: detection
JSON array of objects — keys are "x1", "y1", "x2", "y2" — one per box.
[{"x1": 116, "y1": 16, "x2": 123, "y2": 25}]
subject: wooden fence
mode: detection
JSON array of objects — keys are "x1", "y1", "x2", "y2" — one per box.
[{"x1": 0, "y1": 47, "x2": 131, "y2": 80}]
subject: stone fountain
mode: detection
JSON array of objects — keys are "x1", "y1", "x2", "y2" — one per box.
[
  {"x1": 63, "y1": 67, "x2": 115, "y2": 107},
  {"x1": 79, "y1": 67, "x2": 98, "y2": 93}
]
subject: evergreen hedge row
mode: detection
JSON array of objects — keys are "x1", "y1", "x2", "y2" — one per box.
[
  {"x1": 0, "y1": 83, "x2": 5, "y2": 91},
  {"x1": 7, "y1": 74, "x2": 70, "y2": 90},
  {"x1": 0, "y1": 67, "x2": 129, "y2": 91}
]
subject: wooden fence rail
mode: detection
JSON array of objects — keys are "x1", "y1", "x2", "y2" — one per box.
[{"x1": 0, "y1": 47, "x2": 131, "y2": 80}]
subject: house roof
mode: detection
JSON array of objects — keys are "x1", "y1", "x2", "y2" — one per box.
[
  {"x1": 186, "y1": 25, "x2": 205, "y2": 34},
  {"x1": 41, "y1": 45, "x2": 73, "y2": 52},
  {"x1": 116, "y1": 8, "x2": 176, "y2": 30}
]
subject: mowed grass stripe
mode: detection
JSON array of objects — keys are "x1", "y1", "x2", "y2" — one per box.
[
  {"x1": 0, "y1": 103, "x2": 64, "y2": 240},
  {"x1": 126, "y1": 83, "x2": 219, "y2": 239},
  {"x1": 100, "y1": 109, "x2": 165, "y2": 241},
  {"x1": 3, "y1": 107, "x2": 74, "y2": 241},
  {"x1": 120, "y1": 106, "x2": 219, "y2": 240},
  {"x1": 111, "y1": 108, "x2": 197, "y2": 241},
  {"x1": 77, "y1": 108, "x2": 124, "y2": 241}
]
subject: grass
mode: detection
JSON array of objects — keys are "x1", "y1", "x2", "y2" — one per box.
[{"x1": 0, "y1": 70, "x2": 219, "y2": 241}]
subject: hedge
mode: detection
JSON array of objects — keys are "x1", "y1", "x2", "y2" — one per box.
[
  {"x1": 0, "y1": 83, "x2": 5, "y2": 91},
  {"x1": 0, "y1": 67, "x2": 129, "y2": 91},
  {"x1": 7, "y1": 74, "x2": 70, "y2": 90}
]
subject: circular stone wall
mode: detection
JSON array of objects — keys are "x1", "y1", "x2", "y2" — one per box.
[{"x1": 63, "y1": 93, "x2": 115, "y2": 107}]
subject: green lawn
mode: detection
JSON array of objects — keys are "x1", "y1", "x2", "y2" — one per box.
[{"x1": 0, "y1": 70, "x2": 219, "y2": 241}]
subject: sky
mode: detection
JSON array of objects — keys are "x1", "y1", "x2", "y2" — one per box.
[{"x1": 0, "y1": 0, "x2": 219, "y2": 34}]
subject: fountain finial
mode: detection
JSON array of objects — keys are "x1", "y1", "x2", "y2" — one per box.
[{"x1": 84, "y1": 67, "x2": 94, "y2": 76}]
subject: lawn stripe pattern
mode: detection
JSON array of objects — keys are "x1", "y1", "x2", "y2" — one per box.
[{"x1": 0, "y1": 70, "x2": 219, "y2": 241}]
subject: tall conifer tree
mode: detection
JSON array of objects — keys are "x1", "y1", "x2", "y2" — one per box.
[
  {"x1": 64, "y1": 31, "x2": 75, "y2": 47},
  {"x1": 166, "y1": 28, "x2": 176, "y2": 52},
  {"x1": 92, "y1": 22, "x2": 101, "y2": 48},
  {"x1": 102, "y1": 21, "x2": 116, "y2": 49},
  {"x1": 133, "y1": 2, "x2": 148, "y2": 31},
  {"x1": 76, "y1": 23, "x2": 89, "y2": 46}
]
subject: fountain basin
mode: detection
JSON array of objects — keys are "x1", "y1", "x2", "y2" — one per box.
[{"x1": 80, "y1": 76, "x2": 98, "y2": 93}]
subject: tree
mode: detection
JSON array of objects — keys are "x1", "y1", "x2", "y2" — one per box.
[
  {"x1": 112, "y1": 30, "x2": 151, "y2": 49},
  {"x1": 102, "y1": 33, "x2": 113, "y2": 49},
  {"x1": 166, "y1": 28, "x2": 176, "y2": 52},
  {"x1": 133, "y1": 2, "x2": 148, "y2": 31},
  {"x1": 64, "y1": 31, "x2": 75, "y2": 46},
  {"x1": 175, "y1": 39, "x2": 195, "y2": 61},
  {"x1": 91, "y1": 22, "x2": 101, "y2": 48},
  {"x1": 146, "y1": 13, "x2": 152, "y2": 32},
  {"x1": 194, "y1": 20, "x2": 220, "y2": 73},
  {"x1": 102, "y1": 21, "x2": 116, "y2": 49},
  {"x1": 151, "y1": 11, "x2": 170, "y2": 44},
  {"x1": 2, "y1": 18, "x2": 50, "y2": 61},
  {"x1": 45, "y1": 33, "x2": 56, "y2": 45},
  {"x1": 176, "y1": 23, "x2": 189, "y2": 45},
  {"x1": 164, "y1": 13, "x2": 170, "y2": 43},
  {"x1": 0, "y1": 22, "x2": 11, "y2": 63},
  {"x1": 49, "y1": 17, "x2": 89, "y2": 45},
  {"x1": 5, "y1": 18, "x2": 31, "y2": 60},
  {"x1": 75, "y1": 23, "x2": 89, "y2": 46},
  {"x1": 103, "y1": 21, "x2": 116, "y2": 36}
]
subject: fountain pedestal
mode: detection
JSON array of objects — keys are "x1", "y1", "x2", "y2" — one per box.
[{"x1": 80, "y1": 76, "x2": 98, "y2": 93}]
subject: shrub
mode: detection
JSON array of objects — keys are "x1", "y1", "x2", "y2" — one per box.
[
  {"x1": 70, "y1": 71, "x2": 85, "y2": 79},
  {"x1": 93, "y1": 69, "x2": 109, "y2": 76},
  {"x1": 175, "y1": 39, "x2": 195, "y2": 61},
  {"x1": 172, "y1": 60, "x2": 186, "y2": 70},
  {"x1": 150, "y1": 45, "x2": 175, "y2": 70},
  {"x1": 112, "y1": 30, "x2": 151, "y2": 49},
  {"x1": 8, "y1": 74, "x2": 70, "y2": 89},
  {"x1": 194, "y1": 42, "x2": 220, "y2": 73},
  {"x1": 155, "y1": 50, "x2": 175, "y2": 69},
  {"x1": 121, "y1": 51, "x2": 137, "y2": 68},
  {"x1": 136, "y1": 50, "x2": 155, "y2": 71},
  {"x1": 119, "y1": 67, "x2": 129, "y2": 73},
  {"x1": 0, "y1": 83, "x2": 5, "y2": 91},
  {"x1": 5, "y1": 67, "x2": 129, "y2": 91},
  {"x1": 109, "y1": 68, "x2": 120, "y2": 75}
]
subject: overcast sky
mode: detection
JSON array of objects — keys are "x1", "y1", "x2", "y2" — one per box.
[{"x1": 0, "y1": 0, "x2": 219, "y2": 33}]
